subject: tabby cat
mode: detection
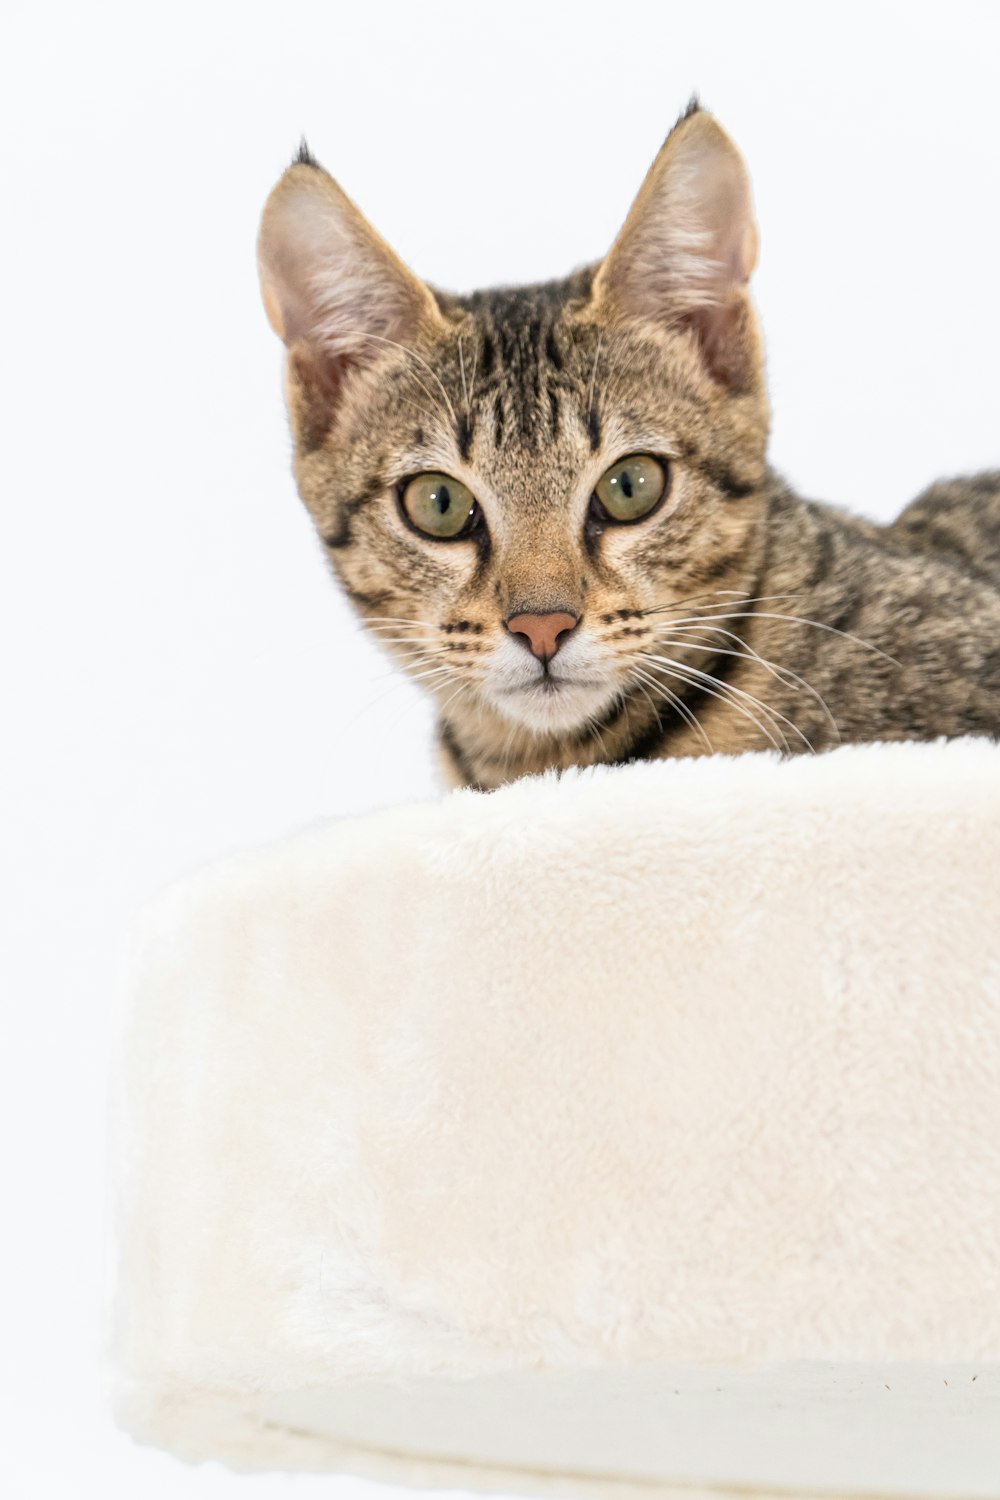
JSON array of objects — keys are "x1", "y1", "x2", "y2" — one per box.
[{"x1": 257, "y1": 102, "x2": 1000, "y2": 790}]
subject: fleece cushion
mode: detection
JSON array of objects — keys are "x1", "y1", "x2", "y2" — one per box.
[{"x1": 109, "y1": 738, "x2": 1000, "y2": 1500}]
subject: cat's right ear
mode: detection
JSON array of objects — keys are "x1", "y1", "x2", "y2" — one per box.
[{"x1": 257, "y1": 148, "x2": 442, "y2": 427}]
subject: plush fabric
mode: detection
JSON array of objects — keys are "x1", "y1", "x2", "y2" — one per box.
[{"x1": 110, "y1": 738, "x2": 1000, "y2": 1499}]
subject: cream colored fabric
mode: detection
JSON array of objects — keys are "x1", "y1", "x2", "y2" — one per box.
[{"x1": 110, "y1": 738, "x2": 1000, "y2": 1498}]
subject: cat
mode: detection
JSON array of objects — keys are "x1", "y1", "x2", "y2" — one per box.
[{"x1": 257, "y1": 101, "x2": 1000, "y2": 791}]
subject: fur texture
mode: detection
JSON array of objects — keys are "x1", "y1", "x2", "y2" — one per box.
[
  {"x1": 111, "y1": 738, "x2": 1000, "y2": 1493},
  {"x1": 257, "y1": 108, "x2": 1000, "y2": 790}
]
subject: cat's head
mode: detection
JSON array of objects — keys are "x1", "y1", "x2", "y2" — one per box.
[{"x1": 257, "y1": 103, "x2": 769, "y2": 746}]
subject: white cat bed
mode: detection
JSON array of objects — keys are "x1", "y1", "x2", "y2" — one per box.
[{"x1": 110, "y1": 738, "x2": 1000, "y2": 1500}]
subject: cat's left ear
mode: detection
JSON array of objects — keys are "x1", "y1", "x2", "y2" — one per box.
[
  {"x1": 257, "y1": 148, "x2": 444, "y2": 424},
  {"x1": 591, "y1": 105, "x2": 761, "y2": 389}
]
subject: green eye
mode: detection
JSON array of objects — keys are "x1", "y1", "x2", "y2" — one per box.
[
  {"x1": 400, "y1": 472, "x2": 479, "y2": 539},
  {"x1": 594, "y1": 454, "x2": 668, "y2": 523}
]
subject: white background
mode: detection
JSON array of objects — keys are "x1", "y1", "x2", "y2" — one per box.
[{"x1": 2, "y1": 1, "x2": 998, "y2": 1495}]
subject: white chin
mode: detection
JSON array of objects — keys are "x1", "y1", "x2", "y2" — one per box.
[{"x1": 486, "y1": 679, "x2": 622, "y2": 736}]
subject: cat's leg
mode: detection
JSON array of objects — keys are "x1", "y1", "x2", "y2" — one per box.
[{"x1": 887, "y1": 471, "x2": 1000, "y2": 582}]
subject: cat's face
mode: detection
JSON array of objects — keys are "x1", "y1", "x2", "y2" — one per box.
[{"x1": 259, "y1": 106, "x2": 770, "y2": 749}]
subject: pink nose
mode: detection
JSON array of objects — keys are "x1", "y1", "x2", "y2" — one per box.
[{"x1": 506, "y1": 611, "x2": 579, "y2": 661}]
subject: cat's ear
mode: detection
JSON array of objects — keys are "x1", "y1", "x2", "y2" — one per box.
[
  {"x1": 591, "y1": 104, "x2": 760, "y2": 389},
  {"x1": 257, "y1": 147, "x2": 443, "y2": 423}
]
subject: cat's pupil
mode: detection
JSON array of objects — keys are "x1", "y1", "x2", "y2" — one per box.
[
  {"x1": 434, "y1": 485, "x2": 451, "y2": 515},
  {"x1": 619, "y1": 470, "x2": 634, "y2": 500}
]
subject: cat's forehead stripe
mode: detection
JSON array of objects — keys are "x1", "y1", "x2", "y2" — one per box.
[{"x1": 444, "y1": 287, "x2": 597, "y2": 456}]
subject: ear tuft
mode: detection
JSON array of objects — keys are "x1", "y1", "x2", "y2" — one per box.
[
  {"x1": 677, "y1": 94, "x2": 702, "y2": 126},
  {"x1": 292, "y1": 136, "x2": 320, "y2": 170}
]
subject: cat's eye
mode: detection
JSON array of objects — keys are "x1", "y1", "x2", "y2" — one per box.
[
  {"x1": 399, "y1": 472, "x2": 480, "y2": 539},
  {"x1": 592, "y1": 454, "x2": 669, "y2": 523}
]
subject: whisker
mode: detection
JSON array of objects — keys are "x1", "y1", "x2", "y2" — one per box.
[
  {"x1": 579, "y1": 707, "x2": 606, "y2": 758},
  {"x1": 366, "y1": 639, "x2": 442, "y2": 660},
  {"x1": 662, "y1": 610, "x2": 901, "y2": 668},
  {"x1": 360, "y1": 660, "x2": 431, "y2": 689},
  {"x1": 630, "y1": 665, "x2": 714, "y2": 753},
  {"x1": 647, "y1": 652, "x2": 813, "y2": 752},
  {"x1": 388, "y1": 650, "x2": 447, "y2": 669},
  {"x1": 366, "y1": 634, "x2": 441, "y2": 650},
  {"x1": 653, "y1": 627, "x2": 841, "y2": 739},
  {"x1": 642, "y1": 593, "x2": 805, "y2": 619},
  {"x1": 400, "y1": 395, "x2": 444, "y2": 428},
  {"x1": 362, "y1": 615, "x2": 442, "y2": 627},
  {"x1": 639, "y1": 653, "x2": 798, "y2": 753},
  {"x1": 367, "y1": 639, "x2": 441, "y2": 651},
  {"x1": 600, "y1": 338, "x2": 649, "y2": 420},
  {"x1": 341, "y1": 667, "x2": 439, "y2": 735},
  {"x1": 437, "y1": 677, "x2": 475, "y2": 720},
  {"x1": 364, "y1": 626, "x2": 438, "y2": 639},
  {"x1": 407, "y1": 665, "x2": 460, "y2": 687},
  {"x1": 628, "y1": 672, "x2": 664, "y2": 734},
  {"x1": 644, "y1": 589, "x2": 895, "y2": 671},
  {"x1": 617, "y1": 687, "x2": 634, "y2": 742},
  {"x1": 338, "y1": 330, "x2": 458, "y2": 427},
  {"x1": 363, "y1": 623, "x2": 442, "y2": 643},
  {"x1": 632, "y1": 665, "x2": 714, "y2": 752}
]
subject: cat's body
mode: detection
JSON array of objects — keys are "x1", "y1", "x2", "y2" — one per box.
[{"x1": 258, "y1": 109, "x2": 999, "y2": 789}]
